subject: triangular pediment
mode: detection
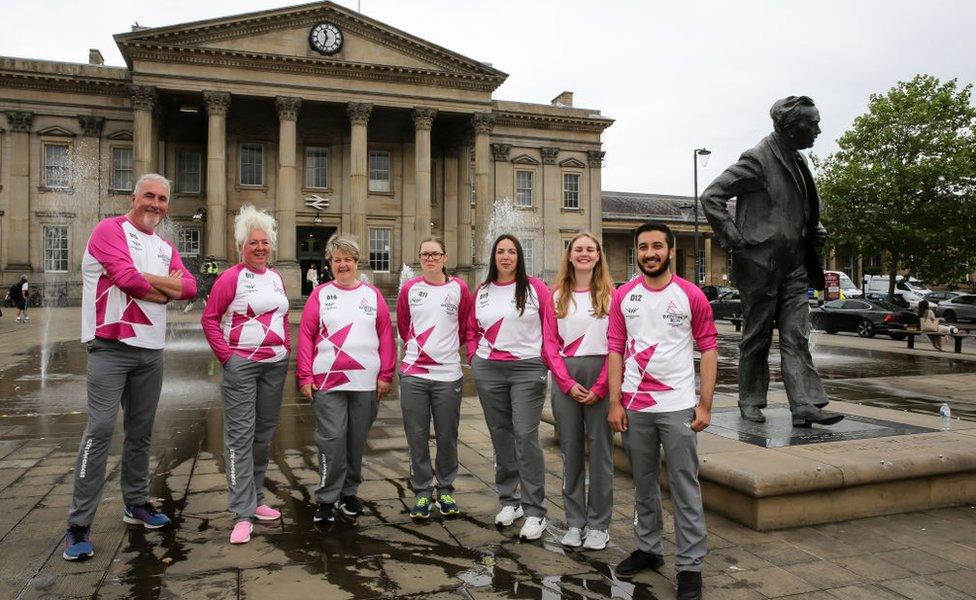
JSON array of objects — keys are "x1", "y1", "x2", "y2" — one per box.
[
  {"x1": 115, "y1": 2, "x2": 507, "y2": 91},
  {"x1": 37, "y1": 125, "x2": 76, "y2": 138},
  {"x1": 106, "y1": 130, "x2": 133, "y2": 141},
  {"x1": 511, "y1": 154, "x2": 539, "y2": 166},
  {"x1": 559, "y1": 157, "x2": 586, "y2": 168}
]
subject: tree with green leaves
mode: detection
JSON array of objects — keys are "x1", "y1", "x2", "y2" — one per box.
[{"x1": 815, "y1": 74, "x2": 976, "y2": 296}]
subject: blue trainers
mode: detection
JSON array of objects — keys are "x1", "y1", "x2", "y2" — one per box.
[
  {"x1": 410, "y1": 496, "x2": 432, "y2": 520},
  {"x1": 123, "y1": 502, "x2": 171, "y2": 529},
  {"x1": 436, "y1": 494, "x2": 460, "y2": 516},
  {"x1": 63, "y1": 525, "x2": 94, "y2": 561}
]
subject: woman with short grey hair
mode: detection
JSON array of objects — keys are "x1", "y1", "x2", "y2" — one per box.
[
  {"x1": 297, "y1": 234, "x2": 395, "y2": 524},
  {"x1": 201, "y1": 205, "x2": 291, "y2": 545}
]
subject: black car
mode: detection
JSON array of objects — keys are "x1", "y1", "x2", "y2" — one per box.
[
  {"x1": 809, "y1": 299, "x2": 919, "y2": 339},
  {"x1": 710, "y1": 290, "x2": 742, "y2": 321}
]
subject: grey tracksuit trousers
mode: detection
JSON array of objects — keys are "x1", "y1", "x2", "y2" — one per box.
[
  {"x1": 68, "y1": 338, "x2": 164, "y2": 527},
  {"x1": 399, "y1": 375, "x2": 463, "y2": 500},
  {"x1": 471, "y1": 356, "x2": 548, "y2": 518},
  {"x1": 312, "y1": 389, "x2": 378, "y2": 504},
  {"x1": 622, "y1": 407, "x2": 707, "y2": 572},
  {"x1": 550, "y1": 355, "x2": 613, "y2": 531},
  {"x1": 221, "y1": 355, "x2": 287, "y2": 522}
]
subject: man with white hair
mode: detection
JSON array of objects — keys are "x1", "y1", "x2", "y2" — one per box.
[{"x1": 64, "y1": 173, "x2": 197, "y2": 561}]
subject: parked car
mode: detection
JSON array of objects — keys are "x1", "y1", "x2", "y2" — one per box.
[
  {"x1": 863, "y1": 275, "x2": 932, "y2": 307},
  {"x1": 701, "y1": 285, "x2": 734, "y2": 302},
  {"x1": 809, "y1": 299, "x2": 919, "y2": 339},
  {"x1": 864, "y1": 290, "x2": 925, "y2": 310},
  {"x1": 710, "y1": 290, "x2": 742, "y2": 321},
  {"x1": 925, "y1": 290, "x2": 963, "y2": 304},
  {"x1": 935, "y1": 294, "x2": 976, "y2": 323}
]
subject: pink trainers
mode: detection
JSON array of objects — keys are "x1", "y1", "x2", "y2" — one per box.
[
  {"x1": 254, "y1": 505, "x2": 281, "y2": 521},
  {"x1": 230, "y1": 521, "x2": 252, "y2": 544}
]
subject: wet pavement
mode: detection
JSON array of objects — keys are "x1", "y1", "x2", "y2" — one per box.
[{"x1": 0, "y1": 313, "x2": 975, "y2": 599}]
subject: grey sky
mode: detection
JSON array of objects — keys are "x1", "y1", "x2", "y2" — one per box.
[{"x1": 3, "y1": 0, "x2": 974, "y2": 195}]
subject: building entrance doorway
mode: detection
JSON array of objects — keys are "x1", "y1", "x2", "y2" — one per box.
[{"x1": 298, "y1": 226, "x2": 337, "y2": 295}]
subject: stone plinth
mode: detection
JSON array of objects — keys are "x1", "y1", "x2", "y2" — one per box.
[{"x1": 543, "y1": 399, "x2": 976, "y2": 530}]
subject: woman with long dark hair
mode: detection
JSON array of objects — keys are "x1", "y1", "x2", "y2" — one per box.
[
  {"x1": 468, "y1": 234, "x2": 580, "y2": 540},
  {"x1": 397, "y1": 237, "x2": 472, "y2": 519},
  {"x1": 549, "y1": 232, "x2": 615, "y2": 550}
]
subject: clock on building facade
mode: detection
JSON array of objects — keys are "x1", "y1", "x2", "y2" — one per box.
[{"x1": 309, "y1": 22, "x2": 343, "y2": 55}]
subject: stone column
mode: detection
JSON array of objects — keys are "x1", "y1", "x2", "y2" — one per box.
[
  {"x1": 203, "y1": 91, "x2": 230, "y2": 264},
  {"x1": 541, "y1": 146, "x2": 560, "y2": 276},
  {"x1": 275, "y1": 96, "x2": 301, "y2": 297},
  {"x1": 3, "y1": 111, "x2": 33, "y2": 270},
  {"x1": 77, "y1": 116, "x2": 104, "y2": 265},
  {"x1": 347, "y1": 102, "x2": 372, "y2": 263},
  {"x1": 443, "y1": 148, "x2": 459, "y2": 270},
  {"x1": 413, "y1": 108, "x2": 436, "y2": 250},
  {"x1": 456, "y1": 144, "x2": 473, "y2": 276},
  {"x1": 587, "y1": 150, "x2": 605, "y2": 243},
  {"x1": 129, "y1": 85, "x2": 156, "y2": 182},
  {"x1": 472, "y1": 113, "x2": 493, "y2": 267},
  {"x1": 704, "y1": 236, "x2": 713, "y2": 285}
]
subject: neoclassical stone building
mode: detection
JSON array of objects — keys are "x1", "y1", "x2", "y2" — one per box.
[{"x1": 0, "y1": 1, "x2": 611, "y2": 300}]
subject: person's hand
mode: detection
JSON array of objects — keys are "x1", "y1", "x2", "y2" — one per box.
[
  {"x1": 608, "y1": 400, "x2": 628, "y2": 432},
  {"x1": 568, "y1": 383, "x2": 589, "y2": 402},
  {"x1": 580, "y1": 391, "x2": 600, "y2": 405},
  {"x1": 814, "y1": 224, "x2": 828, "y2": 248},
  {"x1": 169, "y1": 269, "x2": 183, "y2": 279},
  {"x1": 299, "y1": 383, "x2": 313, "y2": 402},
  {"x1": 691, "y1": 404, "x2": 711, "y2": 432},
  {"x1": 377, "y1": 379, "x2": 391, "y2": 399}
]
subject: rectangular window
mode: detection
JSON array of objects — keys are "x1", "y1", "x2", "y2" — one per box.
[
  {"x1": 239, "y1": 143, "x2": 264, "y2": 186},
  {"x1": 563, "y1": 173, "x2": 580, "y2": 209},
  {"x1": 177, "y1": 229, "x2": 201, "y2": 257},
  {"x1": 111, "y1": 147, "x2": 133, "y2": 191},
  {"x1": 368, "y1": 228, "x2": 391, "y2": 272},
  {"x1": 368, "y1": 151, "x2": 390, "y2": 192},
  {"x1": 179, "y1": 151, "x2": 202, "y2": 194},
  {"x1": 697, "y1": 249, "x2": 706, "y2": 283},
  {"x1": 563, "y1": 238, "x2": 572, "y2": 251},
  {"x1": 522, "y1": 239, "x2": 535, "y2": 276},
  {"x1": 43, "y1": 226, "x2": 69, "y2": 272},
  {"x1": 305, "y1": 147, "x2": 329, "y2": 189},
  {"x1": 627, "y1": 246, "x2": 635, "y2": 277},
  {"x1": 515, "y1": 170, "x2": 534, "y2": 207},
  {"x1": 44, "y1": 144, "x2": 70, "y2": 189}
]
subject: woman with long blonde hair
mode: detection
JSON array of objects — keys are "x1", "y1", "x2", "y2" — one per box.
[{"x1": 549, "y1": 232, "x2": 615, "y2": 550}]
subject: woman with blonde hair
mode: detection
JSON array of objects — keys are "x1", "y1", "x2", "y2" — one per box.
[
  {"x1": 297, "y1": 235, "x2": 395, "y2": 524},
  {"x1": 549, "y1": 232, "x2": 614, "y2": 550},
  {"x1": 201, "y1": 205, "x2": 290, "y2": 545}
]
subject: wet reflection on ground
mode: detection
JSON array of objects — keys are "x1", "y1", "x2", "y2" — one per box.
[{"x1": 0, "y1": 324, "x2": 974, "y2": 598}]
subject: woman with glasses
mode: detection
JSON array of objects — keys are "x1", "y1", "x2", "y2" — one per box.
[
  {"x1": 397, "y1": 237, "x2": 473, "y2": 519},
  {"x1": 469, "y1": 234, "x2": 580, "y2": 540},
  {"x1": 549, "y1": 232, "x2": 614, "y2": 550},
  {"x1": 297, "y1": 235, "x2": 395, "y2": 524}
]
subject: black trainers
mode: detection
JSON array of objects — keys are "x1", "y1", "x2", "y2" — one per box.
[
  {"x1": 313, "y1": 502, "x2": 336, "y2": 523},
  {"x1": 615, "y1": 549, "x2": 665, "y2": 578},
  {"x1": 338, "y1": 495, "x2": 363, "y2": 517},
  {"x1": 677, "y1": 570, "x2": 702, "y2": 600}
]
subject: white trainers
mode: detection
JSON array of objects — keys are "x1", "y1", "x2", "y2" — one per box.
[
  {"x1": 561, "y1": 527, "x2": 583, "y2": 547},
  {"x1": 582, "y1": 529, "x2": 609, "y2": 550},
  {"x1": 494, "y1": 505, "x2": 524, "y2": 527},
  {"x1": 519, "y1": 516, "x2": 548, "y2": 540}
]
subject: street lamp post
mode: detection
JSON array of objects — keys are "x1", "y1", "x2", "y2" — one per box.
[{"x1": 693, "y1": 148, "x2": 711, "y2": 286}]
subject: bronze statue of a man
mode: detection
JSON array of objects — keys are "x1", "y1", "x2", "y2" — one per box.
[{"x1": 701, "y1": 96, "x2": 843, "y2": 427}]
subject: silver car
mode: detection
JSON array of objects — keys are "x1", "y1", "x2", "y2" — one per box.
[{"x1": 936, "y1": 294, "x2": 976, "y2": 323}]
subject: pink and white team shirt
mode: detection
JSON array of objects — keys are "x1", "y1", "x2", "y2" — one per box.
[
  {"x1": 297, "y1": 281, "x2": 395, "y2": 392},
  {"x1": 553, "y1": 289, "x2": 611, "y2": 398},
  {"x1": 200, "y1": 263, "x2": 290, "y2": 365},
  {"x1": 397, "y1": 276, "x2": 473, "y2": 382},
  {"x1": 81, "y1": 216, "x2": 197, "y2": 349},
  {"x1": 607, "y1": 275, "x2": 717, "y2": 413},
  {"x1": 469, "y1": 277, "x2": 575, "y2": 394}
]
